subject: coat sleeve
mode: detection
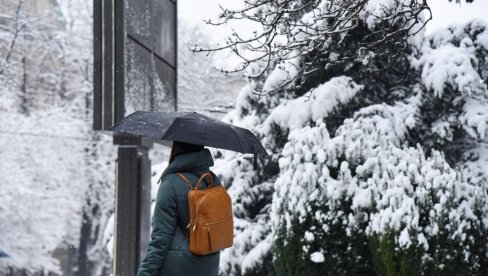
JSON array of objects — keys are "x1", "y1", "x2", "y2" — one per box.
[{"x1": 137, "y1": 179, "x2": 177, "y2": 276}]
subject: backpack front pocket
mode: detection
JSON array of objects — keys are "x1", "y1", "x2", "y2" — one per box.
[{"x1": 205, "y1": 217, "x2": 233, "y2": 252}]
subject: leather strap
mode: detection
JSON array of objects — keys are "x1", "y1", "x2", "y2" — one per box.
[
  {"x1": 195, "y1": 172, "x2": 213, "y2": 190},
  {"x1": 175, "y1": 172, "x2": 213, "y2": 190},
  {"x1": 176, "y1": 173, "x2": 192, "y2": 189}
]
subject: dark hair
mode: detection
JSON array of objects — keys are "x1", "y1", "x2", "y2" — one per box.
[{"x1": 169, "y1": 141, "x2": 204, "y2": 163}]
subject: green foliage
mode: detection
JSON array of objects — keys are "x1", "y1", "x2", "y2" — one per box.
[
  {"x1": 369, "y1": 233, "x2": 423, "y2": 276},
  {"x1": 274, "y1": 198, "x2": 375, "y2": 275},
  {"x1": 368, "y1": 226, "x2": 487, "y2": 276}
]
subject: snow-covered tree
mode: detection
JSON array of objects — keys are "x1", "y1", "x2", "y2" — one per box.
[
  {"x1": 178, "y1": 22, "x2": 245, "y2": 117},
  {"x1": 0, "y1": 1, "x2": 115, "y2": 275},
  {"x1": 204, "y1": 1, "x2": 488, "y2": 275}
]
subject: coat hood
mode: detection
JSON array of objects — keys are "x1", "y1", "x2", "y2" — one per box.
[{"x1": 161, "y1": 148, "x2": 214, "y2": 178}]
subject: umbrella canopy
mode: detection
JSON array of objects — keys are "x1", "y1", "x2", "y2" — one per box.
[{"x1": 111, "y1": 111, "x2": 268, "y2": 161}]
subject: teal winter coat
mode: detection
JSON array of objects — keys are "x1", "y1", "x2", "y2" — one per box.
[{"x1": 137, "y1": 148, "x2": 220, "y2": 276}]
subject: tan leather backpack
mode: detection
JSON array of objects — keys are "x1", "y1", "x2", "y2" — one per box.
[{"x1": 176, "y1": 172, "x2": 233, "y2": 255}]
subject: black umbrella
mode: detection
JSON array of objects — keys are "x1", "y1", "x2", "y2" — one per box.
[{"x1": 111, "y1": 111, "x2": 268, "y2": 169}]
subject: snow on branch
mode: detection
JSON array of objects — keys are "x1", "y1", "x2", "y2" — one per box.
[
  {"x1": 194, "y1": 0, "x2": 432, "y2": 95},
  {"x1": 261, "y1": 76, "x2": 363, "y2": 131}
]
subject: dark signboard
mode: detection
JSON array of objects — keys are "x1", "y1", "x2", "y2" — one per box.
[
  {"x1": 93, "y1": 0, "x2": 176, "y2": 130},
  {"x1": 92, "y1": 1, "x2": 176, "y2": 275}
]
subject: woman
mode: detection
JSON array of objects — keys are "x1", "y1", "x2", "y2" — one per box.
[{"x1": 137, "y1": 141, "x2": 220, "y2": 276}]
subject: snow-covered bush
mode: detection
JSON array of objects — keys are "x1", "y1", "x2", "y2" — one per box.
[
  {"x1": 208, "y1": 1, "x2": 488, "y2": 275},
  {"x1": 273, "y1": 97, "x2": 486, "y2": 275}
]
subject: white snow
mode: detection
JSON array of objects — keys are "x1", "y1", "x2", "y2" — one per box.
[
  {"x1": 310, "y1": 251, "x2": 325, "y2": 263},
  {"x1": 304, "y1": 231, "x2": 315, "y2": 242},
  {"x1": 360, "y1": 0, "x2": 398, "y2": 29},
  {"x1": 261, "y1": 56, "x2": 300, "y2": 93},
  {"x1": 239, "y1": 233, "x2": 273, "y2": 275},
  {"x1": 262, "y1": 77, "x2": 363, "y2": 132},
  {"x1": 417, "y1": 44, "x2": 486, "y2": 97},
  {"x1": 460, "y1": 99, "x2": 488, "y2": 140},
  {"x1": 103, "y1": 215, "x2": 115, "y2": 259}
]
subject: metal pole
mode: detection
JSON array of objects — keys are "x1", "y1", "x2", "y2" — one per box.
[{"x1": 113, "y1": 135, "x2": 152, "y2": 276}]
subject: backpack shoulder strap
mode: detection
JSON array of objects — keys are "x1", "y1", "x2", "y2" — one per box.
[
  {"x1": 176, "y1": 173, "x2": 193, "y2": 189},
  {"x1": 195, "y1": 172, "x2": 213, "y2": 190}
]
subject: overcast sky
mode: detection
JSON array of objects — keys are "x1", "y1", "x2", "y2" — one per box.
[
  {"x1": 178, "y1": 0, "x2": 488, "y2": 40},
  {"x1": 426, "y1": 0, "x2": 488, "y2": 33}
]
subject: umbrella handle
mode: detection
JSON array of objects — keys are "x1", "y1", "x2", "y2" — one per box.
[{"x1": 195, "y1": 172, "x2": 213, "y2": 189}]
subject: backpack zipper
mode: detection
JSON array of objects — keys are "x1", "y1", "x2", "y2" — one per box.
[
  {"x1": 205, "y1": 217, "x2": 232, "y2": 228},
  {"x1": 191, "y1": 188, "x2": 228, "y2": 231}
]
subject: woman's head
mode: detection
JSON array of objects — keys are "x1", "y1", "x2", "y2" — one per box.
[{"x1": 169, "y1": 141, "x2": 204, "y2": 163}]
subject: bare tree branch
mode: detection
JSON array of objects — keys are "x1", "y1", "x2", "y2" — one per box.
[{"x1": 194, "y1": 0, "x2": 432, "y2": 95}]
